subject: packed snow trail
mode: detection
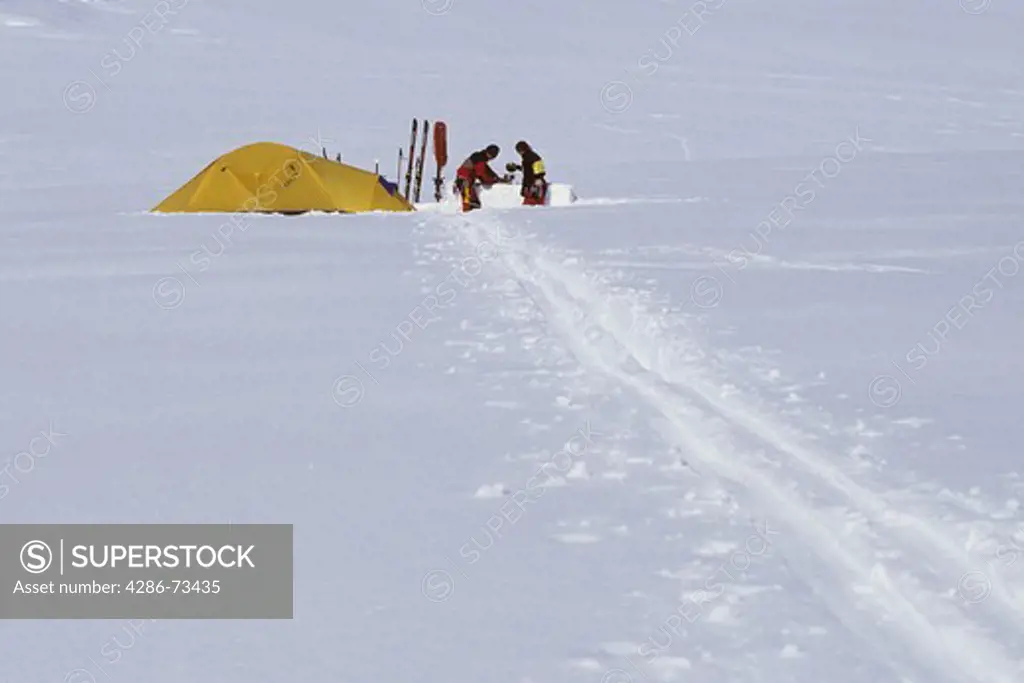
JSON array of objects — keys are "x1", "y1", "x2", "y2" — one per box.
[
  {"x1": 533, "y1": 248, "x2": 1024, "y2": 637},
  {"x1": 425, "y1": 209, "x2": 1023, "y2": 683}
]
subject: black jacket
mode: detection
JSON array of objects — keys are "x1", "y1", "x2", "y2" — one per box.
[{"x1": 517, "y1": 149, "x2": 546, "y2": 193}]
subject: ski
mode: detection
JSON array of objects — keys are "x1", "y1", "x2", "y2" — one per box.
[
  {"x1": 403, "y1": 119, "x2": 417, "y2": 199},
  {"x1": 397, "y1": 147, "x2": 403, "y2": 183},
  {"x1": 432, "y1": 120, "x2": 448, "y2": 202},
  {"x1": 413, "y1": 119, "x2": 430, "y2": 203}
]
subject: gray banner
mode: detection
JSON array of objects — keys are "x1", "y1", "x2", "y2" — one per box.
[{"x1": 0, "y1": 524, "x2": 292, "y2": 619}]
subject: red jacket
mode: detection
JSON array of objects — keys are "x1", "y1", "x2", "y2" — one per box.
[{"x1": 456, "y1": 150, "x2": 500, "y2": 184}]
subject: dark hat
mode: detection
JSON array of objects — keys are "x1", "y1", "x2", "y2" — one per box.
[{"x1": 485, "y1": 144, "x2": 500, "y2": 156}]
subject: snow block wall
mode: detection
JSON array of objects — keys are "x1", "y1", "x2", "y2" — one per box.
[
  {"x1": 478, "y1": 183, "x2": 578, "y2": 208},
  {"x1": 421, "y1": 183, "x2": 578, "y2": 211}
]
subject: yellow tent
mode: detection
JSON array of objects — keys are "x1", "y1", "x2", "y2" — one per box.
[{"x1": 152, "y1": 142, "x2": 414, "y2": 214}]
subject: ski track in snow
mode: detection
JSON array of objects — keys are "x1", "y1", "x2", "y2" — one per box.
[{"x1": 424, "y1": 209, "x2": 1024, "y2": 683}]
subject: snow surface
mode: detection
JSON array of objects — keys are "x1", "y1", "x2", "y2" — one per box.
[{"x1": 3, "y1": 0, "x2": 1024, "y2": 682}]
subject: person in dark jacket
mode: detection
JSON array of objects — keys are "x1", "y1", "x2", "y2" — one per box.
[
  {"x1": 454, "y1": 144, "x2": 507, "y2": 212},
  {"x1": 507, "y1": 140, "x2": 547, "y2": 206}
]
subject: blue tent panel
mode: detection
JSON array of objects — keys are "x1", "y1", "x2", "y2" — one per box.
[{"x1": 378, "y1": 176, "x2": 400, "y2": 196}]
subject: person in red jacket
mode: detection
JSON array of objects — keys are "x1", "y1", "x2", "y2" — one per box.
[{"x1": 454, "y1": 144, "x2": 506, "y2": 212}]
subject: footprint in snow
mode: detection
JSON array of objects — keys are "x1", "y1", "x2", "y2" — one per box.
[
  {"x1": 474, "y1": 483, "x2": 510, "y2": 499},
  {"x1": 551, "y1": 532, "x2": 602, "y2": 544},
  {"x1": 780, "y1": 644, "x2": 804, "y2": 658}
]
